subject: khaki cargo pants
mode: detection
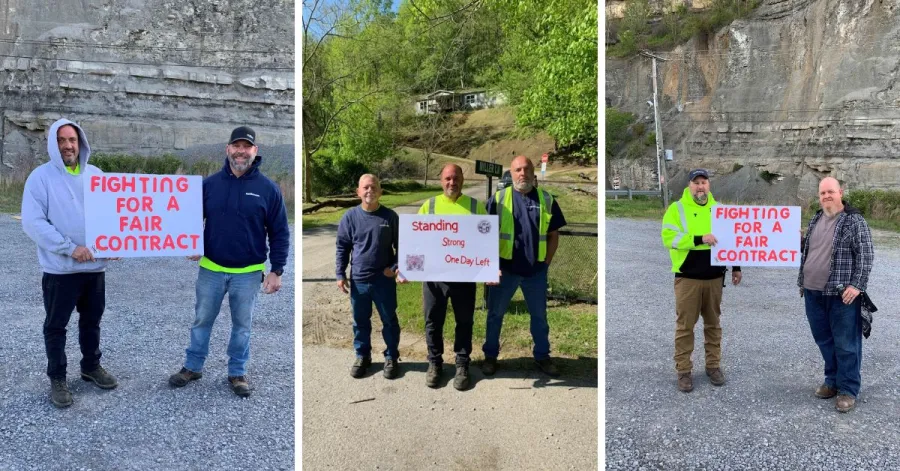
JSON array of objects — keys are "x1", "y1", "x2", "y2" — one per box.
[{"x1": 674, "y1": 277, "x2": 723, "y2": 373}]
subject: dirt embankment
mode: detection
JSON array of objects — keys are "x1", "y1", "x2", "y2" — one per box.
[{"x1": 401, "y1": 108, "x2": 576, "y2": 171}]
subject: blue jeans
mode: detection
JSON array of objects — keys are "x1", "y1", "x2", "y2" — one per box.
[
  {"x1": 482, "y1": 264, "x2": 551, "y2": 360},
  {"x1": 184, "y1": 268, "x2": 261, "y2": 377},
  {"x1": 350, "y1": 275, "x2": 400, "y2": 360},
  {"x1": 804, "y1": 289, "x2": 863, "y2": 398}
]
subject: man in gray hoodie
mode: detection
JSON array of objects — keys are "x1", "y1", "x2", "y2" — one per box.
[{"x1": 21, "y1": 118, "x2": 119, "y2": 408}]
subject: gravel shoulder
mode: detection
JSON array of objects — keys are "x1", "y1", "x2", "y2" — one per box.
[
  {"x1": 0, "y1": 215, "x2": 295, "y2": 470},
  {"x1": 605, "y1": 218, "x2": 900, "y2": 470}
]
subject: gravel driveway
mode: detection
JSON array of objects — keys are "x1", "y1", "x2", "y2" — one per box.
[
  {"x1": 0, "y1": 215, "x2": 295, "y2": 470},
  {"x1": 606, "y1": 218, "x2": 900, "y2": 470}
]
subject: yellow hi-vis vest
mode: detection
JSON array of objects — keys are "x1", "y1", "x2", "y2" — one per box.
[
  {"x1": 496, "y1": 187, "x2": 553, "y2": 261},
  {"x1": 661, "y1": 187, "x2": 717, "y2": 273},
  {"x1": 417, "y1": 194, "x2": 487, "y2": 216}
]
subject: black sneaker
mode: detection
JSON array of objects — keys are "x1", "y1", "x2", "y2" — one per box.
[
  {"x1": 453, "y1": 365, "x2": 470, "y2": 391},
  {"x1": 50, "y1": 378, "x2": 73, "y2": 408},
  {"x1": 482, "y1": 357, "x2": 498, "y2": 376},
  {"x1": 383, "y1": 358, "x2": 399, "y2": 379},
  {"x1": 169, "y1": 367, "x2": 203, "y2": 387},
  {"x1": 350, "y1": 357, "x2": 371, "y2": 378},
  {"x1": 535, "y1": 358, "x2": 560, "y2": 377},
  {"x1": 426, "y1": 362, "x2": 442, "y2": 388},
  {"x1": 81, "y1": 366, "x2": 118, "y2": 389},
  {"x1": 228, "y1": 376, "x2": 251, "y2": 398}
]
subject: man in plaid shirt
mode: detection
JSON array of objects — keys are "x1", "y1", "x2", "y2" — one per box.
[{"x1": 798, "y1": 177, "x2": 874, "y2": 413}]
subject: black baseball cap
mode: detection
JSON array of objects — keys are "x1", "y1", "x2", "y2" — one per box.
[
  {"x1": 689, "y1": 168, "x2": 709, "y2": 181},
  {"x1": 229, "y1": 126, "x2": 256, "y2": 145}
]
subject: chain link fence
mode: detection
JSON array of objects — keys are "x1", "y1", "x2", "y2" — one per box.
[{"x1": 548, "y1": 222, "x2": 598, "y2": 304}]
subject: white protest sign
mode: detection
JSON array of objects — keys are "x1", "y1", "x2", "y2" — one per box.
[
  {"x1": 398, "y1": 214, "x2": 499, "y2": 282},
  {"x1": 711, "y1": 205, "x2": 801, "y2": 267},
  {"x1": 84, "y1": 173, "x2": 204, "y2": 258}
]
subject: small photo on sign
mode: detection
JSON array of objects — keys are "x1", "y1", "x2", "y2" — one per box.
[{"x1": 406, "y1": 254, "x2": 425, "y2": 271}]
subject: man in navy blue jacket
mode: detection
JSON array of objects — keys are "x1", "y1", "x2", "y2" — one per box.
[
  {"x1": 336, "y1": 174, "x2": 403, "y2": 379},
  {"x1": 169, "y1": 126, "x2": 290, "y2": 397}
]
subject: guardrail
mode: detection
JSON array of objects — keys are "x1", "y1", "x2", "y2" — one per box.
[{"x1": 606, "y1": 189, "x2": 673, "y2": 199}]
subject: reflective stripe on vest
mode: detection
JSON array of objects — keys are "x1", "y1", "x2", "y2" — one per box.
[
  {"x1": 429, "y1": 195, "x2": 479, "y2": 215},
  {"x1": 497, "y1": 187, "x2": 552, "y2": 261},
  {"x1": 671, "y1": 201, "x2": 689, "y2": 249}
]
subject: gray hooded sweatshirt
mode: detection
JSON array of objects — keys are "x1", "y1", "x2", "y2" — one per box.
[{"x1": 21, "y1": 119, "x2": 107, "y2": 274}]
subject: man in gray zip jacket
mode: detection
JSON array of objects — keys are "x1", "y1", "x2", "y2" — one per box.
[{"x1": 21, "y1": 118, "x2": 119, "y2": 408}]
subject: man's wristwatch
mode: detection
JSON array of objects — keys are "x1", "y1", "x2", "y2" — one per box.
[{"x1": 272, "y1": 268, "x2": 284, "y2": 276}]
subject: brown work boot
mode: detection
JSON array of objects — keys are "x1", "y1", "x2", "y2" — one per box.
[
  {"x1": 815, "y1": 384, "x2": 837, "y2": 399},
  {"x1": 228, "y1": 376, "x2": 251, "y2": 398},
  {"x1": 169, "y1": 367, "x2": 202, "y2": 387},
  {"x1": 705, "y1": 368, "x2": 725, "y2": 386},
  {"x1": 835, "y1": 394, "x2": 855, "y2": 413},
  {"x1": 677, "y1": 372, "x2": 693, "y2": 392}
]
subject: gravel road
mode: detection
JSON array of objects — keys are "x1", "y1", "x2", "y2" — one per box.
[
  {"x1": 0, "y1": 215, "x2": 295, "y2": 470},
  {"x1": 605, "y1": 218, "x2": 900, "y2": 470}
]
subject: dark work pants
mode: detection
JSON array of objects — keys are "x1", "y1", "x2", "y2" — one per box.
[
  {"x1": 423, "y1": 281, "x2": 476, "y2": 366},
  {"x1": 42, "y1": 272, "x2": 106, "y2": 379}
]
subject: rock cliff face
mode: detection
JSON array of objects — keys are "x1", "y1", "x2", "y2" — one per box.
[
  {"x1": 0, "y1": 0, "x2": 294, "y2": 179},
  {"x1": 606, "y1": 0, "x2": 900, "y2": 203}
]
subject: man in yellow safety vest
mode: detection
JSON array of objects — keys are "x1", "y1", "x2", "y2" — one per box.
[
  {"x1": 417, "y1": 164, "x2": 487, "y2": 390},
  {"x1": 482, "y1": 155, "x2": 566, "y2": 377},
  {"x1": 661, "y1": 168, "x2": 742, "y2": 393}
]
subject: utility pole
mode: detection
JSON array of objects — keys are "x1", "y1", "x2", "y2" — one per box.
[{"x1": 642, "y1": 50, "x2": 669, "y2": 208}]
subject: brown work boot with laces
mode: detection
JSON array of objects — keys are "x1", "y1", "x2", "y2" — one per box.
[
  {"x1": 706, "y1": 368, "x2": 725, "y2": 386},
  {"x1": 677, "y1": 372, "x2": 693, "y2": 392}
]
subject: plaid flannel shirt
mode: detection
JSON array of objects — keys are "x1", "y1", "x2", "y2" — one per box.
[{"x1": 797, "y1": 203, "x2": 874, "y2": 295}]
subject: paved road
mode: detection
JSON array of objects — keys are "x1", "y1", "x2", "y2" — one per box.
[
  {"x1": 302, "y1": 185, "x2": 598, "y2": 470},
  {"x1": 302, "y1": 346, "x2": 597, "y2": 470},
  {"x1": 0, "y1": 215, "x2": 295, "y2": 470},
  {"x1": 605, "y1": 218, "x2": 900, "y2": 470}
]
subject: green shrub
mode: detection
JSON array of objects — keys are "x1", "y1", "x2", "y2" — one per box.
[
  {"x1": 759, "y1": 170, "x2": 778, "y2": 183},
  {"x1": 625, "y1": 140, "x2": 646, "y2": 160},
  {"x1": 846, "y1": 189, "x2": 900, "y2": 220},
  {"x1": 606, "y1": 107, "x2": 637, "y2": 158},
  {"x1": 632, "y1": 122, "x2": 646, "y2": 136},
  {"x1": 382, "y1": 180, "x2": 425, "y2": 193},
  {"x1": 311, "y1": 149, "x2": 371, "y2": 197},
  {"x1": 90, "y1": 153, "x2": 185, "y2": 174},
  {"x1": 732, "y1": 163, "x2": 744, "y2": 172}
]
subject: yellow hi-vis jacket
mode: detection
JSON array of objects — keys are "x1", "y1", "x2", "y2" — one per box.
[
  {"x1": 418, "y1": 193, "x2": 487, "y2": 216},
  {"x1": 661, "y1": 187, "x2": 717, "y2": 273},
  {"x1": 495, "y1": 187, "x2": 553, "y2": 261}
]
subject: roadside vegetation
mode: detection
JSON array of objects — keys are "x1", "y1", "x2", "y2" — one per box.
[
  {"x1": 607, "y1": 0, "x2": 761, "y2": 58},
  {"x1": 395, "y1": 282, "x2": 597, "y2": 363},
  {"x1": 607, "y1": 190, "x2": 900, "y2": 234}
]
